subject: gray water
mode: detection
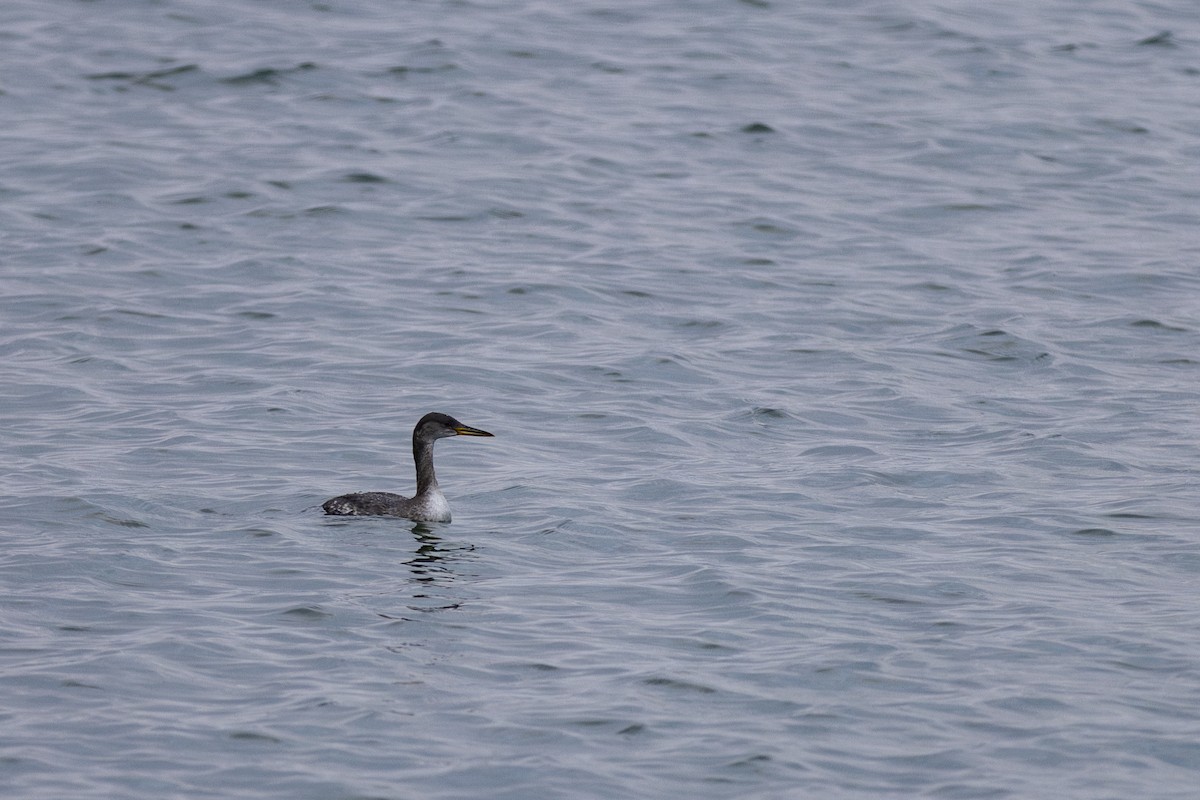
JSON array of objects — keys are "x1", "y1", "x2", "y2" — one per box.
[{"x1": 3, "y1": 0, "x2": 1200, "y2": 797}]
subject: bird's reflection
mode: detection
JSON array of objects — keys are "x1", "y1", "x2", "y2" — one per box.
[
  {"x1": 404, "y1": 523, "x2": 475, "y2": 583},
  {"x1": 373, "y1": 524, "x2": 476, "y2": 619}
]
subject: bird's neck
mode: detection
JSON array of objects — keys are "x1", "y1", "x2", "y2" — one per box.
[{"x1": 413, "y1": 437, "x2": 439, "y2": 497}]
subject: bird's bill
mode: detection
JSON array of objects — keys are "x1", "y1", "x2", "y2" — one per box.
[{"x1": 454, "y1": 425, "x2": 494, "y2": 437}]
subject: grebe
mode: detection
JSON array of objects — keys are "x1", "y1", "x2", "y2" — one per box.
[{"x1": 322, "y1": 412, "x2": 493, "y2": 522}]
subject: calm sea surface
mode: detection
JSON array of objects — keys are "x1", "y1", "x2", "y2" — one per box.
[{"x1": 3, "y1": 0, "x2": 1199, "y2": 797}]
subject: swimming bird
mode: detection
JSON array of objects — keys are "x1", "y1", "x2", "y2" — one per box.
[{"x1": 322, "y1": 412, "x2": 493, "y2": 522}]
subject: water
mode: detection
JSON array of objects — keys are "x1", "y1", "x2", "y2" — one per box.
[{"x1": 2, "y1": 0, "x2": 1199, "y2": 797}]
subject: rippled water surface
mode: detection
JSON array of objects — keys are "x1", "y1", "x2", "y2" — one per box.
[{"x1": 3, "y1": 0, "x2": 1200, "y2": 797}]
